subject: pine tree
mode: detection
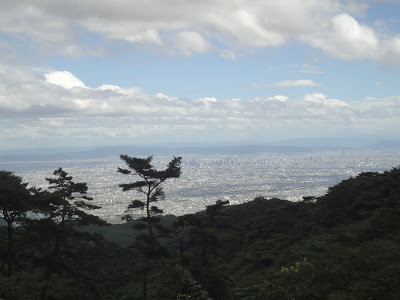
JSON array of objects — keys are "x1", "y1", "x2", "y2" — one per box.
[
  {"x1": 118, "y1": 155, "x2": 182, "y2": 300},
  {"x1": 118, "y1": 155, "x2": 182, "y2": 237},
  {"x1": 45, "y1": 167, "x2": 106, "y2": 256},
  {"x1": 0, "y1": 171, "x2": 32, "y2": 277}
]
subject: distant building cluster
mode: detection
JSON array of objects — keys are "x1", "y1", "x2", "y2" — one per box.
[{"x1": 7, "y1": 149, "x2": 400, "y2": 223}]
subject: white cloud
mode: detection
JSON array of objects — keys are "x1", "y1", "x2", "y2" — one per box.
[
  {"x1": 228, "y1": 9, "x2": 286, "y2": 47},
  {"x1": 266, "y1": 95, "x2": 289, "y2": 102},
  {"x1": 82, "y1": 19, "x2": 163, "y2": 45},
  {"x1": 98, "y1": 84, "x2": 121, "y2": 91},
  {"x1": 1, "y1": 0, "x2": 399, "y2": 63},
  {"x1": 321, "y1": 13, "x2": 378, "y2": 59},
  {"x1": 198, "y1": 97, "x2": 218, "y2": 103},
  {"x1": 271, "y1": 80, "x2": 322, "y2": 87},
  {"x1": 44, "y1": 71, "x2": 86, "y2": 89},
  {"x1": 304, "y1": 93, "x2": 350, "y2": 108},
  {"x1": 1, "y1": 66, "x2": 399, "y2": 150},
  {"x1": 219, "y1": 49, "x2": 236, "y2": 60},
  {"x1": 290, "y1": 64, "x2": 325, "y2": 74},
  {"x1": 350, "y1": 96, "x2": 400, "y2": 116},
  {"x1": 174, "y1": 31, "x2": 211, "y2": 56},
  {"x1": 302, "y1": 13, "x2": 400, "y2": 63}
]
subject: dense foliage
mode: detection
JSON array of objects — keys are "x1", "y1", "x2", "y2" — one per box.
[{"x1": 1, "y1": 162, "x2": 400, "y2": 299}]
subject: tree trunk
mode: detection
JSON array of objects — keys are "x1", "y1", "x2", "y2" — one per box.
[
  {"x1": 146, "y1": 192, "x2": 153, "y2": 237},
  {"x1": 7, "y1": 221, "x2": 13, "y2": 277}
]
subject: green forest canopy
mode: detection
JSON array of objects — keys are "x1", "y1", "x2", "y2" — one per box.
[{"x1": 1, "y1": 161, "x2": 400, "y2": 299}]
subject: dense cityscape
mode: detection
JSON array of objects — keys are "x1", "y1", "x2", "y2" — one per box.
[{"x1": 1, "y1": 148, "x2": 399, "y2": 223}]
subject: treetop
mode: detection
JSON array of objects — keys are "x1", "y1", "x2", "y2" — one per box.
[{"x1": 118, "y1": 154, "x2": 182, "y2": 181}]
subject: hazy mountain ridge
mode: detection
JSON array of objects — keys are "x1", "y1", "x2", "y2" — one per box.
[{"x1": 2, "y1": 141, "x2": 395, "y2": 162}]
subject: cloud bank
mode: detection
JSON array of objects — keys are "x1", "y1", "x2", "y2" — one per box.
[
  {"x1": 1, "y1": 1, "x2": 400, "y2": 63},
  {"x1": 0, "y1": 67, "x2": 399, "y2": 149}
]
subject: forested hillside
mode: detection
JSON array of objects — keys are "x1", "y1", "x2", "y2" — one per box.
[{"x1": 1, "y1": 167, "x2": 400, "y2": 299}]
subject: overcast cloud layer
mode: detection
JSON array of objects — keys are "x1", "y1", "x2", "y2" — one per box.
[{"x1": 1, "y1": 0, "x2": 400, "y2": 63}]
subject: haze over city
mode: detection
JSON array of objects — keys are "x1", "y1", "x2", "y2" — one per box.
[{"x1": 0, "y1": 1, "x2": 400, "y2": 151}]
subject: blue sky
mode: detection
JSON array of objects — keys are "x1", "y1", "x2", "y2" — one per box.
[{"x1": 1, "y1": 0, "x2": 400, "y2": 151}]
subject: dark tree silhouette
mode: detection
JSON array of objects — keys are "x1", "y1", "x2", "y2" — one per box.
[
  {"x1": 118, "y1": 155, "x2": 182, "y2": 237},
  {"x1": 0, "y1": 171, "x2": 32, "y2": 277},
  {"x1": 45, "y1": 167, "x2": 106, "y2": 256},
  {"x1": 118, "y1": 155, "x2": 182, "y2": 300}
]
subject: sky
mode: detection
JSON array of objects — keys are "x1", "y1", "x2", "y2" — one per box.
[{"x1": 1, "y1": 0, "x2": 400, "y2": 151}]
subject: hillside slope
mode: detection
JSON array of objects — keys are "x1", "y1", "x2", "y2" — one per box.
[{"x1": 1, "y1": 167, "x2": 399, "y2": 299}]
